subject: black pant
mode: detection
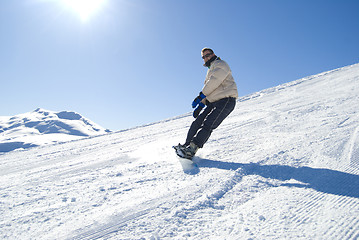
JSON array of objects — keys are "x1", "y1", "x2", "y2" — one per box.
[{"x1": 185, "y1": 97, "x2": 236, "y2": 148}]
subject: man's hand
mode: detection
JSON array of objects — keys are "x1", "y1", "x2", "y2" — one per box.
[
  {"x1": 193, "y1": 102, "x2": 205, "y2": 118},
  {"x1": 192, "y1": 92, "x2": 206, "y2": 108}
]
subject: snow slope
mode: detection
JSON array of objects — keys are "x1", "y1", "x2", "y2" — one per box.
[
  {"x1": 1, "y1": 63, "x2": 359, "y2": 239},
  {"x1": 0, "y1": 108, "x2": 111, "y2": 153}
]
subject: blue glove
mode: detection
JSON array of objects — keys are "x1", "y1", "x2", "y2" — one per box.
[
  {"x1": 193, "y1": 102, "x2": 205, "y2": 118},
  {"x1": 192, "y1": 92, "x2": 206, "y2": 108}
]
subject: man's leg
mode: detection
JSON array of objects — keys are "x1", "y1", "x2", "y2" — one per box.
[
  {"x1": 193, "y1": 98, "x2": 236, "y2": 148},
  {"x1": 184, "y1": 103, "x2": 213, "y2": 146}
]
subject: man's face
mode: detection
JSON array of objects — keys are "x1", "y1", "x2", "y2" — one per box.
[{"x1": 202, "y1": 50, "x2": 214, "y2": 63}]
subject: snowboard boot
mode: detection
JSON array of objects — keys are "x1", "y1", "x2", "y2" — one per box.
[
  {"x1": 174, "y1": 143, "x2": 188, "y2": 151},
  {"x1": 180, "y1": 142, "x2": 199, "y2": 159}
]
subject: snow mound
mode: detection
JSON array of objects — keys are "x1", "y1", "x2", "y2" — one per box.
[{"x1": 0, "y1": 108, "x2": 111, "y2": 152}]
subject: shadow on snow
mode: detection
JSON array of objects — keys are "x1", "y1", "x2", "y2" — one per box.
[{"x1": 195, "y1": 158, "x2": 359, "y2": 199}]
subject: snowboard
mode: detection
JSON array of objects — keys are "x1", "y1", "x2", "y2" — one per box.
[{"x1": 173, "y1": 145, "x2": 199, "y2": 174}]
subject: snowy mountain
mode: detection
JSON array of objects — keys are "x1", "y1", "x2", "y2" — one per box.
[
  {"x1": 0, "y1": 108, "x2": 111, "y2": 152},
  {"x1": 1, "y1": 63, "x2": 359, "y2": 239}
]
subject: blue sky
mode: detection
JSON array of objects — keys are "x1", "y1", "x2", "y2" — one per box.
[{"x1": 1, "y1": 0, "x2": 359, "y2": 131}]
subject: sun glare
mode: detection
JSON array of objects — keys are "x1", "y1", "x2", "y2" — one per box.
[{"x1": 63, "y1": 0, "x2": 106, "y2": 22}]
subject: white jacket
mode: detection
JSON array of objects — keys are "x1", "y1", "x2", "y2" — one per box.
[{"x1": 202, "y1": 58, "x2": 238, "y2": 103}]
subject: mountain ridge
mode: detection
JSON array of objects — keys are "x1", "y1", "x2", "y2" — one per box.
[{"x1": 0, "y1": 108, "x2": 111, "y2": 152}]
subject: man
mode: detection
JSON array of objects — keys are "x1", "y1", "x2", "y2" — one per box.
[{"x1": 176, "y1": 48, "x2": 238, "y2": 159}]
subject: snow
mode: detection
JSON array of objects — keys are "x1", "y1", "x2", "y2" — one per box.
[
  {"x1": 1, "y1": 63, "x2": 359, "y2": 239},
  {"x1": 0, "y1": 108, "x2": 111, "y2": 152}
]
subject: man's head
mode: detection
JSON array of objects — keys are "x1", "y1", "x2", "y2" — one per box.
[
  {"x1": 201, "y1": 48, "x2": 217, "y2": 67},
  {"x1": 201, "y1": 48, "x2": 215, "y2": 62}
]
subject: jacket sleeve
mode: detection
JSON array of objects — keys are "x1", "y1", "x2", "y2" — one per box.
[{"x1": 201, "y1": 61, "x2": 230, "y2": 97}]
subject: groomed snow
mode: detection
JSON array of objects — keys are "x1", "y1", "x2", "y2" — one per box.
[{"x1": 1, "y1": 63, "x2": 359, "y2": 239}]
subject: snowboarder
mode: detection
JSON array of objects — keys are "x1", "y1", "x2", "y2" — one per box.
[{"x1": 175, "y1": 48, "x2": 238, "y2": 159}]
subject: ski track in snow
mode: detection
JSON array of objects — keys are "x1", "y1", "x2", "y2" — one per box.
[{"x1": 1, "y1": 64, "x2": 359, "y2": 239}]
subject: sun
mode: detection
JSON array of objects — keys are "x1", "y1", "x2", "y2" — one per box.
[{"x1": 63, "y1": 0, "x2": 106, "y2": 22}]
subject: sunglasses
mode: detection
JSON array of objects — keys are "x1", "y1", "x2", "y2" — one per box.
[{"x1": 202, "y1": 53, "x2": 213, "y2": 59}]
